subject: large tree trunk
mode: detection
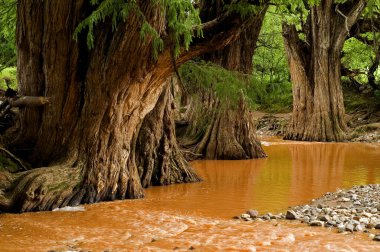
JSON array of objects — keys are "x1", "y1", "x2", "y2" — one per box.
[
  {"x1": 137, "y1": 79, "x2": 199, "y2": 187},
  {"x1": 195, "y1": 97, "x2": 266, "y2": 160},
  {"x1": 176, "y1": 1, "x2": 267, "y2": 160},
  {"x1": 283, "y1": 0, "x2": 367, "y2": 142},
  {"x1": 0, "y1": 0, "x2": 253, "y2": 212},
  {"x1": 178, "y1": 86, "x2": 266, "y2": 160}
]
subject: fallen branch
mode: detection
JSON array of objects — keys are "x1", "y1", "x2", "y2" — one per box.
[{"x1": 2, "y1": 96, "x2": 51, "y2": 107}]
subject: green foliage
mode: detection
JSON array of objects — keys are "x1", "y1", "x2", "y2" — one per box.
[
  {"x1": 179, "y1": 59, "x2": 292, "y2": 113},
  {"x1": 74, "y1": 0, "x2": 201, "y2": 58},
  {"x1": 0, "y1": 0, "x2": 17, "y2": 70},
  {"x1": 0, "y1": 67, "x2": 17, "y2": 90},
  {"x1": 342, "y1": 37, "x2": 376, "y2": 84},
  {"x1": 226, "y1": 2, "x2": 262, "y2": 19},
  {"x1": 251, "y1": 8, "x2": 292, "y2": 112},
  {"x1": 179, "y1": 60, "x2": 250, "y2": 108}
]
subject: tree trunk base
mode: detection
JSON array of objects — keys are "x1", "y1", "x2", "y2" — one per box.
[{"x1": 137, "y1": 82, "x2": 200, "y2": 187}]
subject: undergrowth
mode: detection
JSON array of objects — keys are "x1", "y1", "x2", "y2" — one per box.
[{"x1": 0, "y1": 67, "x2": 17, "y2": 90}]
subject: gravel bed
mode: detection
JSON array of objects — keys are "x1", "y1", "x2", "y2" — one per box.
[{"x1": 236, "y1": 184, "x2": 380, "y2": 241}]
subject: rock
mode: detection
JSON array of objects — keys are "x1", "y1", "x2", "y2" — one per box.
[
  {"x1": 363, "y1": 212, "x2": 373, "y2": 218},
  {"x1": 373, "y1": 234, "x2": 380, "y2": 241},
  {"x1": 262, "y1": 214, "x2": 271, "y2": 220},
  {"x1": 337, "y1": 223, "x2": 346, "y2": 233},
  {"x1": 341, "y1": 197, "x2": 350, "y2": 202},
  {"x1": 369, "y1": 234, "x2": 376, "y2": 239},
  {"x1": 246, "y1": 209, "x2": 259, "y2": 219},
  {"x1": 323, "y1": 208, "x2": 332, "y2": 215},
  {"x1": 240, "y1": 214, "x2": 251, "y2": 221},
  {"x1": 375, "y1": 223, "x2": 380, "y2": 229},
  {"x1": 318, "y1": 215, "x2": 330, "y2": 222},
  {"x1": 345, "y1": 223, "x2": 354, "y2": 232},
  {"x1": 325, "y1": 221, "x2": 336, "y2": 227},
  {"x1": 241, "y1": 213, "x2": 250, "y2": 218},
  {"x1": 286, "y1": 210, "x2": 298, "y2": 220},
  {"x1": 310, "y1": 221, "x2": 324, "y2": 227},
  {"x1": 375, "y1": 204, "x2": 380, "y2": 211},
  {"x1": 359, "y1": 217, "x2": 369, "y2": 225},
  {"x1": 302, "y1": 216, "x2": 310, "y2": 224},
  {"x1": 355, "y1": 224, "x2": 364, "y2": 232},
  {"x1": 353, "y1": 201, "x2": 361, "y2": 206}
]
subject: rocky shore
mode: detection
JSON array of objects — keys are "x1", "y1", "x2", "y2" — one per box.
[{"x1": 237, "y1": 184, "x2": 380, "y2": 241}]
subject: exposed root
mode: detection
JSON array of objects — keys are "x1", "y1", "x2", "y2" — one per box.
[{"x1": 0, "y1": 166, "x2": 81, "y2": 212}]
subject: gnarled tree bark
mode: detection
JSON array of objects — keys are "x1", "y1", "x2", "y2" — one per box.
[
  {"x1": 177, "y1": 0, "x2": 267, "y2": 160},
  {"x1": 0, "y1": 0, "x2": 258, "y2": 212},
  {"x1": 283, "y1": 0, "x2": 367, "y2": 142}
]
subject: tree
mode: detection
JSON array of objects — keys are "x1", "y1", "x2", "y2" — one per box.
[
  {"x1": 178, "y1": 61, "x2": 267, "y2": 160},
  {"x1": 0, "y1": 0, "x2": 266, "y2": 212},
  {"x1": 282, "y1": 0, "x2": 367, "y2": 141},
  {"x1": 176, "y1": 0, "x2": 268, "y2": 160}
]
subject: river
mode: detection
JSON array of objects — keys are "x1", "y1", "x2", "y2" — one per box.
[{"x1": 1, "y1": 139, "x2": 380, "y2": 251}]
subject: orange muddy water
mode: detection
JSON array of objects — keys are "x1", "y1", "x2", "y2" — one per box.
[{"x1": 1, "y1": 140, "x2": 380, "y2": 251}]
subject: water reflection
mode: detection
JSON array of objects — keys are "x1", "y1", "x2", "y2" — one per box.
[{"x1": 143, "y1": 141, "x2": 380, "y2": 218}]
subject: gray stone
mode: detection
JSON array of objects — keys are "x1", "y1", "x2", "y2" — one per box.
[
  {"x1": 310, "y1": 221, "x2": 324, "y2": 227},
  {"x1": 375, "y1": 204, "x2": 380, "y2": 211},
  {"x1": 286, "y1": 210, "x2": 298, "y2": 220},
  {"x1": 363, "y1": 212, "x2": 373, "y2": 218},
  {"x1": 354, "y1": 224, "x2": 364, "y2": 232},
  {"x1": 241, "y1": 213, "x2": 250, "y2": 219},
  {"x1": 345, "y1": 223, "x2": 354, "y2": 232},
  {"x1": 318, "y1": 215, "x2": 330, "y2": 222},
  {"x1": 341, "y1": 197, "x2": 350, "y2": 202},
  {"x1": 373, "y1": 234, "x2": 380, "y2": 241},
  {"x1": 262, "y1": 214, "x2": 271, "y2": 220},
  {"x1": 325, "y1": 221, "x2": 336, "y2": 227},
  {"x1": 337, "y1": 223, "x2": 346, "y2": 233},
  {"x1": 246, "y1": 209, "x2": 259, "y2": 219},
  {"x1": 359, "y1": 217, "x2": 369, "y2": 225},
  {"x1": 241, "y1": 214, "x2": 251, "y2": 221}
]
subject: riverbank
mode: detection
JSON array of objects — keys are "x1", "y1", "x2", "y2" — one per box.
[
  {"x1": 252, "y1": 111, "x2": 380, "y2": 143},
  {"x1": 238, "y1": 184, "x2": 380, "y2": 241}
]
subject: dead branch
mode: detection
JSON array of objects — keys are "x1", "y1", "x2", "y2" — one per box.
[{"x1": 5, "y1": 96, "x2": 50, "y2": 107}]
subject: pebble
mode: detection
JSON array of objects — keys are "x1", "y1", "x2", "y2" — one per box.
[
  {"x1": 285, "y1": 210, "x2": 298, "y2": 220},
  {"x1": 345, "y1": 223, "x2": 354, "y2": 232},
  {"x1": 374, "y1": 234, "x2": 380, "y2": 241},
  {"x1": 247, "y1": 209, "x2": 259, "y2": 219},
  {"x1": 310, "y1": 221, "x2": 324, "y2": 227}
]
